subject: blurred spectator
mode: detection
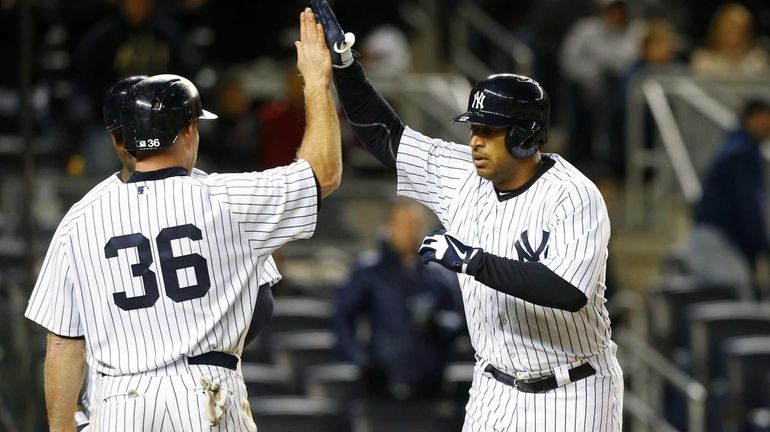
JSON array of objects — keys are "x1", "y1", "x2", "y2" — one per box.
[
  {"x1": 681, "y1": 99, "x2": 770, "y2": 296},
  {"x1": 257, "y1": 66, "x2": 306, "y2": 169},
  {"x1": 332, "y1": 198, "x2": 464, "y2": 400},
  {"x1": 73, "y1": 0, "x2": 194, "y2": 124},
  {"x1": 70, "y1": 0, "x2": 196, "y2": 175},
  {"x1": 682, "y1": 0, "x2": 770, "y2": 51},
  {"x1": 332, "y1": 0, "x2": 413, "y2": 43},
  {"x1": 560, "y1": 0, "x2": 644, "y2": 170},
  {"x1": 197, "y1": 73, "x2": 259, "y2": 171},
  {"x1": 613, "y1": 19, "x2": 685, "y2": 177},
  {"x1": 360, "y1": 25, "x2": 413, "y2": 78},
  {"x1": 690, "y1": 3, "x2": 769, "y2": 78}
]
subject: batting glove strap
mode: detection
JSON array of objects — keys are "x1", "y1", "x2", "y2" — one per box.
[
  {"x1": 418, "y1": 230, "x2": 483, "y2": 274},
  {"x1": 333, "y1": 32, "x2": 356, "y2": 68}
]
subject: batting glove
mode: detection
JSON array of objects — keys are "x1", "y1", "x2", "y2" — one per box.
[
  {"x1": 311, "y1": 0, "x2": 356, "y2": 68},
  {"x1": 418, "y1": 230, "x2": 482, "y2": 274}
]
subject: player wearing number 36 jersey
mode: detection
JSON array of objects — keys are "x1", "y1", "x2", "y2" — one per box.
[
  {"x1": 71, "y1": 76, "x2": 283, "y2": 431},
  {"x1": 25, "y1": 9, "x2": 340, "y2": 431},
  {"x1": 311, "y1": 0, "x2": 622, "y2": 430}
]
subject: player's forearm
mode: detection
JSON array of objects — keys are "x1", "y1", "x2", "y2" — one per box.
[
  {"x1": 333, "y1": 60, "x2": 404, "y2": 168},
  {"x1": 467, "y1": 253, "x2": 587, "y2": 312},
  {"x1": 44, "y1": 333, "x2": 85, "y2": 432},
  {"x1": 297, "y1": 84, "x2": 342, "y2": 198}
]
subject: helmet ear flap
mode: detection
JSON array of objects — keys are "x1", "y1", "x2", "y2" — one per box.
[{"x1": 506, "y1": 124, "x2": 546, "y2": 159}]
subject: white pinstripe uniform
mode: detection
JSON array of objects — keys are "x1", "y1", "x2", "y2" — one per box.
[
  {"x1": 75, "y1": 168, "x2": 283, "y2": 418},
  {"x1": 25, "y1": 161, "x2": 317, "y2": 431},
  {"x1": 397, "y1": 127, "x2": 623, "y2": 431}
]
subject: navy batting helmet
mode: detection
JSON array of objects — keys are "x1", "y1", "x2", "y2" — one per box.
[
  {"x1": 103, "y1": 75, "x2": 148, "y2": 132},
  {"x1": 121, "y1": 74, "x2": 217, "y2": 152},
  {"x1": 452, "y1": 74, "x2": 549, "y2": 159}
]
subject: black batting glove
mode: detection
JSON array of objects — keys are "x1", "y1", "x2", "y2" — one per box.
[
  {"x1": 418, "y1": 230, "x2": 482, "y2": 274},
  {"x1": 310, "y1": 0, "x2": 356, "y2": 68}
]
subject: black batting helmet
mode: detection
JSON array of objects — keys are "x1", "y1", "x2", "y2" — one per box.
[
  {"x1": 121, "y1": 74, "x2": 217, "y2": 152},
  {"x1": 452, "y1": 73, "x2": 549, "y2": 159},
  {"x1": 103, "y1": 75, "x2": 148, "y2": 132}
]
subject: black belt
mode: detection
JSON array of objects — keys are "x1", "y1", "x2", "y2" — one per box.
[
  {"x1": 188, "y1": 352, "x2": 239, "y2": 371},
  {"x1": 484, "y1": 362, "x2": 596, "y2": 393}
]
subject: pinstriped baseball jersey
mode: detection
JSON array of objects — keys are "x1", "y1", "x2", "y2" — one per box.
[
  {"x1": 397, "y1": 127, "x2": 613, "y2": 376},
  {"x1": 25, "y1": 160, "x2": 317, "y2": 376},
  {"x1": 75, "y1": 168, "x2": 281, "y2": 417},
  {"x1": 80, "y1": 168, "x2": 282, "y2": 288}
]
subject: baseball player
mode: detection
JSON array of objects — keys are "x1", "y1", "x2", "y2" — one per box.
[
  {"x1": 26, "y1": 9, "x2": 340, "y2": 431},
  {"x1": 312, "y1": 1, "x2": 623, "y2": 430},
  {"x1": 74, "y1": 76, "x2": 284, "y2": 431}
]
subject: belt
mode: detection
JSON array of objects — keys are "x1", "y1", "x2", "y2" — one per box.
[
  {"x1": 484, "y1": 362, "x2": 596, "y2": 393},
  {"x1": 188, "y1": 352, "x2": 239, "y2": 371}
]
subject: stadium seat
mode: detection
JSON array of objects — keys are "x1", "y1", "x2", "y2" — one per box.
[
  {"x1": 250, "y1": 396, "x2": 348, "y2": 432},
  {"x1": 450, "y1": 333, "x2": 476, "y2": 362},
  {"x1": 645, "y1": 275, "x2": 739, "y2": 355},
  {"x1": 443, "y1": 362, "x2": 474, "y2": 400},
  {"x1": 304, "y1": 362, "x2": 364, "y2": 401},
  {"x1": 349, "y1": 398, "x2": 459, "y2": 432},
  {"x1": 688, "y1": 302, "x2": 770, "y2": 384},
  {"x1": 720, "y1": 336, "x2": 770, "y2": 431},
  {"x1": 271, "y1": 330, "x2": 343, "y2": 376},
  {"x1": 241, "y1": 362, "x2": 296, "y2": 397},
  {"x1": 268, "y1": 297, "x2": 334, "y2": 334},
  {"x1": 245, "y1": 297, "x2": 334, "y2": 363}
]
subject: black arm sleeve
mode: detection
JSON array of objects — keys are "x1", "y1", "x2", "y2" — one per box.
[
  {"x1": 244, "y1": 284, "x2": 274, "y2": 346},
  {"x1": 466, "y1": 252, "x2": 588, "y2": 312},
  {"x1": 333, "y1": 61, "x2": 405, "y2": 168}
]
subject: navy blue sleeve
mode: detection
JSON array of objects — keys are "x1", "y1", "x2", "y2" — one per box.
[
  {"x1": 244, "y1": 284, "x2": 274, "y2": 347},
  {"x1": 333, "y1": 61, "x2": 405, "y2": 168},
  {"x1": 466, "y1": 252, "x2": 588, "y2": 312}
]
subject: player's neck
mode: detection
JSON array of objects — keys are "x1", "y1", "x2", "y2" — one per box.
[
  {"x1": 495, "y1": 153, "x2": 542, "y2": 191},
  {"x1": 135, "y1": 154, "x2": 190, "y2": 174},
  {"x1": 119, "y1": 167, "x2": 132, "y2": 182},
  {"x1": 134, "y1": 146, "x2": 193, "y2": 174}
]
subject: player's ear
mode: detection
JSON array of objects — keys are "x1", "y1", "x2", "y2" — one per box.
[{"x1": 180, "y1": 122, "x2": 195, "y2": 150}]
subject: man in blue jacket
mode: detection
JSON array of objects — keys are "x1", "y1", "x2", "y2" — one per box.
[
  {"x1": 333, "y1": 198, "x2": 464, "y2": 399},
  {"x1": 690, "y1": 99, "x2": 770, "y2": 296}
]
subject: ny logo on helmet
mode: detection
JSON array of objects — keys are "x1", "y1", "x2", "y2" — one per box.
[{"x1": 472, "y1": 91, "x2": 486, "y2": 110}]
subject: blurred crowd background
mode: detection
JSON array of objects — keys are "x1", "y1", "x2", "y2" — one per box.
[{"x1": 2, "y1": 0, "x2": 770, "y2": 431}]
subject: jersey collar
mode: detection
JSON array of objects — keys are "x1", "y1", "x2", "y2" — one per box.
[
  {"x1": 126, "y1": 166, "x2": 189, "y2": 183},
  {"x1": 493, "y1": 155, "x2": 555, "y2": 201}
]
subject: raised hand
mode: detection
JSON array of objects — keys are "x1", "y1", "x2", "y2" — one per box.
[
  {"x1": 418, "y1": 230, "x2": 483, "y2": 274},
  {"x1": 310, "y1": 0, "x2": 356, "y2": 67},
  {"x1": 295, "y1": 8, "x2": 332, "y2": 89}
]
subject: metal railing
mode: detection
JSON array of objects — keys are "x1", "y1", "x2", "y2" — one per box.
[
  {"x1": 449, "y1": 1, "x2": 534, "y2": 80},
  {"x1": 623, "y1": 73, "x2": 755, "y2": 229},
  {"x1": 616, "y1": 329, "x2": 708, "y2": 432},
  {"x1": 374, "y1": 72, "x2": 472, "y2": 143}
]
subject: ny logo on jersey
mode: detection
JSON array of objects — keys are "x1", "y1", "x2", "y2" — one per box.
[
  {"x1": 514, "y1": 230, "x2": 550, "y2": 262},
  {"x1": 472, "y1": 91, "x2": 486, "y2": 110},
  {"x1": 137, "y1": 186, "x2": 150, "y2": 195}
]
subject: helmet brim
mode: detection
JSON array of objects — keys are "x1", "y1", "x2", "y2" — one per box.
[
  {"x1": 200, "y1": 109, "x2": 218, "y2": 120},
  {"x1": 451, "y1": 111, "x2": 537, "y2": 132},
  {"x1": 451, "y1": 110, "x2": 515, "y2": 127}
]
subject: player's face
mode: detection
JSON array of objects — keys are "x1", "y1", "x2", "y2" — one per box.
[{"x1": 469, "y1": 124, "x2": 518, "y2": 185}]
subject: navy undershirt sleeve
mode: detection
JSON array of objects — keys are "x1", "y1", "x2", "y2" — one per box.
[
  {"x1": 333, "y1": 61, "x2": 405, "y2": 168},
  {"x1": 466, "y1": 252, "x2": 587, "y2": 312},
  {"x1": 244, "y1": 283, "x2": 274, "y2": 346}
]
